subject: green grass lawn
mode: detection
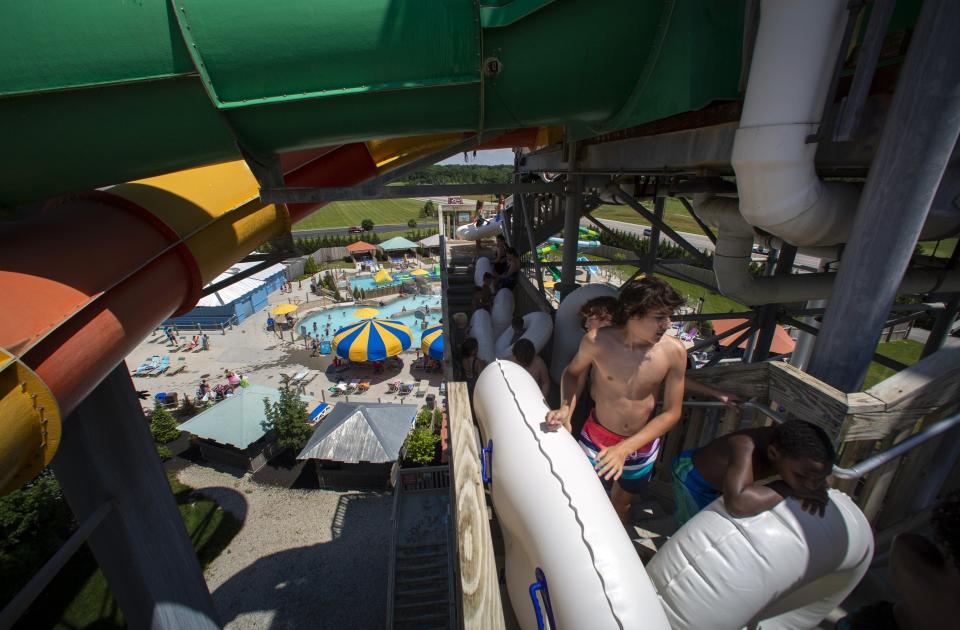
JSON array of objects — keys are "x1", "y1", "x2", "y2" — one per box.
[
  {"x1": 862, "y1": 338, "x2": 924, "y2": 391},
  {"x1": 18, "y1": 473, "x2": 242, "y2": 629},
  {"x1": 293, "y1": 198, "x2": 432, "y2": 230},
  {"x1": 592, "y1": 198, "x2": 706, "y2": 235},
  {"x1": 918, "y1": 238, "x2": 957, "y2": 259}
]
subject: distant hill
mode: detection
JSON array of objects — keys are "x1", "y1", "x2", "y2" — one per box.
[{"x1": 400, "y1": 164, "x2": 512, "y2": 185}]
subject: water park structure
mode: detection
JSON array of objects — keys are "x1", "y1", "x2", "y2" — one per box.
[{"x1": 2, "y1": 1, "x2": 960, "y2": 628}]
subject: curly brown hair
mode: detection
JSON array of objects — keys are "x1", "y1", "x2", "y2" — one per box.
[
  {"x1": 578, "y1": 296, "x2": 618, "y2": 328},
  {"x1": 616, "y1": 277, "x2": 684, "y2": 324}
]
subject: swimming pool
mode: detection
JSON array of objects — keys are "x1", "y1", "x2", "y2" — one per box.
[
  {"x1": 300, "y1": 294, "x2": 443, "y2": 339},
  {"x1": 350, "y1": 273, "x2": 440, "y2": 290}
]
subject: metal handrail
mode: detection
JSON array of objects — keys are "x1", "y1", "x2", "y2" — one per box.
[
  {"x1": 832, "y1": 412, "x2": 960, "y2": 479},
  {"x1": 680, "y1": 400, "x2": 960, "y2": 481}
]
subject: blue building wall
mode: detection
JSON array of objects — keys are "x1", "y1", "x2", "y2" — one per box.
[{"x1": 162, "y1": 268, "x2": 287, "y2": 329}]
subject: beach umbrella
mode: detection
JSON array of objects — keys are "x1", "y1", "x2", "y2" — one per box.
[
  {"x1": 352, "y1": 307, "x2": 380, "y2": 319},
  {"x1": 333, "y1": 319, "x2": 412, "y2": 361},
  {"x1": 271, "y1": 303, "x2": 298, "y2": 315},
  {"x1": 421, "y1": 324, "x2": 444, "y2": 361},
  {"x1": 411, "y1": 268, "x2": 429, "y2": 277},
  {"x1": 373, "y1": 269, "x2": 393, "y2": 284}
]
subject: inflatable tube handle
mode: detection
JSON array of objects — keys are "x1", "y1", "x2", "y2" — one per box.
[
  {"x1": 481, "y1": 439, "x2": 493, "y2": 484},
  {"x1": 527, "y1": 567, "x2": 556, "y2": 630}
]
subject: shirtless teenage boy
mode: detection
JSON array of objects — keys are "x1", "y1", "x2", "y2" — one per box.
[{"x1": 546, "y1": 278, "x2": 687, "y2": 523}]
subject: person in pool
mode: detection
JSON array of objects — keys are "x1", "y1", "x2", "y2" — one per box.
[
  {"x1": 546, "y1": 277, "x2": 687, "y2": 524},
  {"x1": 671, "y1": 419, "x2": 836, "y2": 526}
]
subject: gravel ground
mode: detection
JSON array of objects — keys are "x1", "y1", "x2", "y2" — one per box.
[{"x1": 177, "y1": 465, "x2": 392, "y2": 629}]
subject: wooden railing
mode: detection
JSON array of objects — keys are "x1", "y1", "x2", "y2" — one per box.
[{"x1": 447, "y1": 381, "x2": 505, "y2": 629}]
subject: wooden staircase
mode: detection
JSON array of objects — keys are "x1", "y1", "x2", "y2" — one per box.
[{"x1": 391, "y1": 541, "x2": 454, "y2": 629}]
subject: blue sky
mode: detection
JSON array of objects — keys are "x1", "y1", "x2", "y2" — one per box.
[{"x1": 438, "y1": 148, "x2": 514, "y2": 166}]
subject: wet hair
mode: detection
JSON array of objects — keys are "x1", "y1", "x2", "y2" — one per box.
[
  {"x1": 512, "y1": 339, "x2": 535, "y2": 367},
  {"x1": 453, "y1": 312, "x2": 468, "y2": 326},
  {"x1": 933, "y1": 490, "x2": 960, "y2": 571},
  {"x1": 770, "y1": 420, "x2": 836, "y2": 465},
  {"x1": 462, "y1": 337, "x2": 479, "y2": 357},
  {"x1": 512, "y1": 315, "x2": 525, "y2": 330},
  {"x1": 579, "y1": 296, "x2": 619, "y2": 328},
  {"x1": 616, "y1": 277, "x2": 684, "y2": 323}
]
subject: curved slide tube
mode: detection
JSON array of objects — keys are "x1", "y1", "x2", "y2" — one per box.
[
  {"x1": 495, "y1": 311, "x2": 553, "y2": 359},
  {"x1": 648, "y1": 490, "x2": 874, "y2": 629},
  {"x1": 457, "y1": 214, "x2": 504, "y2": 241},
  {"x1": 577, "y1": 256, "x2": 600, "y2": 275},
  {"x1": 469, "y1": 309, "x2": 496, "y2": 364},
  {"x1": 474, "y1": 256, "x2": 493, "y2": 288},
  {"x1": 550, "y1": 284, "x2": 618, "y2": 384},
  {"x1": 547, "y1": 237, "x2": 600, "y2": 249},
  {"x1": 473, "y1": 360, "x2": 671, "y2": 630},
  {"x1": 491, "y1": 288, "x2": 515, "y2": 338}
]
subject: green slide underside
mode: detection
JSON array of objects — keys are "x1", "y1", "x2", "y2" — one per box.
[{"x1": 0, "y1": 0, "x2": 744, "y2": 204}]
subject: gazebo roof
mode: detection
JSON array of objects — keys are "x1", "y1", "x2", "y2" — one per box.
[
  {"x1": 177, "y1": 384, "x2": 308, "y2": 449},
  {"x1": 418, "y1": 234, "x2": 441, "y2": 248},
  {"x1": 296, "y1": 403, "x2": 418, "y2": 463},
  {"x1": 345, "y1": 241, "x2": 378, "y2": 253},
  {"x1": 379, "y1": 236, "x2": 418, "y2": 251}
]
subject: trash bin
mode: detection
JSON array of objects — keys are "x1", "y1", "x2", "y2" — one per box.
[{"x1": 425, "y1": 393, "x2": 436, "y2": 410}]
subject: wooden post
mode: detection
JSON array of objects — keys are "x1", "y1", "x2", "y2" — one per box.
[{"x1": 447, "y1": 382, "x2": 505, "y2": 629}]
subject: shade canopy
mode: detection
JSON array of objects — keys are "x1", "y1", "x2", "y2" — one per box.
[
  {"x1": 418, "y1": 233, "x2": 441, "y2": 248},
  {"x1": 345, "y1": 241, "x2": 378, "y2": 253},
  {"x1": 379, "y1": 236, "x2": 418, "y2": 251},
  {"x1": 296, "y1": 403, "x2": 418, "y2": 464},
  {"x1": 411, "y1": 268, "x2": 429, "y2": 276},
  {"x1": 177, "y1": 385, "x2": 308, "y2": 449},
  {"x1": 352, "y1": 307, "x2": 380, "y2": 318},
  {"x1": 712, "y1": 318, "x2": 796, "y2": 355},
  {"x1": 334, "y1": 318, "x2": 413, "y2": 361},
  {"x1": 271, "y1": 303, "x2": 298, "y2": 315},
  {"x1": 421, "y1": 324, "x2": 444, "y2": 360},
  {"x1": 373, "y1": 269, "x2": 393, "y2": 284}
]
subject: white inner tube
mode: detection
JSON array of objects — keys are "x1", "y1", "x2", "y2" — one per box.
[
  {"x1": 474, "y1": 256, "x2": 492, "y2": 288},
  {"x1": 468, "y1": 308, "x2": 496, "y2": 364},
  {"x1": 473, "y1": 360, "x2": 671, "y2": 630},
  {"x1": 491, "y1": 288, "x2": 515, "y2": 337},
  {"x1": 647, "y1": 489, "x2": 874, "y2": 630},
  {"x1": 495, "y1": 310, "x2": 553, "y2": 359},
  {"x1": 457, "y1": 214, "x2": 503, "y2": 240},
  {"x1": 549, "y1": 283, "x2": 618, "y2": 384}
]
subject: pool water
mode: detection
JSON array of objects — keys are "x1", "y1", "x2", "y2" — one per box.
[
  {"x1": 300, "y1": 294, "x2": 443, "y2": 340},
  {"x1": 349, "y1": 271, "x2": 441, "y2": 290}
]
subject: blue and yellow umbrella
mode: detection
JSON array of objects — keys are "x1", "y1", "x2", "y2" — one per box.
[
  {"x1": 421, "y1": 324, "x2": 444, "y2": 361},
  {"x1": 333, "y1": 319, "x2": 412, "y2": 361}
]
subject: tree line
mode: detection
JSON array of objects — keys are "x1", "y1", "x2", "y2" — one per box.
[{"x1": 400, "y1": 164, "x2": 513, "y2": 185}]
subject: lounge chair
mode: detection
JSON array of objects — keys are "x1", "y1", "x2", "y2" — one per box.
[
  {"x1": 386, "y1": 381, "x2": 401, "y2": 394},
  {"x1": 415, "y1": 379, "x2": 429, "y2": 397},
  {"x1": 345, "y1": 379, "x2": 360, "y2": 394},
  {"x1": 308, "y1": 402, "x2": 331, "y2": 425},
  {"x1": 329, "y1": 382, "x2": 347, "y2": 397},
  {"x1": 168, "y1": 359, "x2": 187, "y2": 376},
  {"x1": 291, "y1": 370, "x2": 308, "y2": 384},
  {"x1": 356, "y1": 380, "x2": 370, "y2": 393},
  {"x1": 398, "y1": 382, "x2": 415, "y2": 396},
  {"x1": 132, "y1": 355, "x2": 160, "y2": 377},
  {"x1": 410, "y1": 357, "x2": 426, "y2": 371},
  {"x1": 149, "y1": 356, "x2": 170, "y2": 376}
]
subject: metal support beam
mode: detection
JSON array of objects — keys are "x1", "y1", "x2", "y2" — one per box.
[
  {"x1": 703, "y1": 326, "x2": 755, "y2": 367},
  {"x1": 559, "y1": 143, "x2": 581, "y2": 300},
  {"x1": 608, "y1": 186, "x2": 712, "y2": 267},
  {"x1": 677, "y1": 196, "x2": 717, "y2": 244},
  {"x1": 808, "y1": 0, "x2": 960, "y2": 392},
  {"x1": 260, "y1": 182, "x2": 562, "y2": 204},
  {"x1": 921, "y1": 293, "x2": 960, "y2": 358},
  {"x1": 518, "y1": 193, "x2": 545, "y2": 297},
  {"x1": 751, "y1": 246, "x2": 796, "y2": 362},
  {"x1": 51, "y1": 363, "x2": 219, "y2": 629},
  {"x1": 646, "y1": 196, "x2": 664, "y2": 274}
]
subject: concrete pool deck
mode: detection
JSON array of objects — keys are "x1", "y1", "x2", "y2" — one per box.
[{"x1": 126, "y1": 284, "x2": 444, "y2": 418}]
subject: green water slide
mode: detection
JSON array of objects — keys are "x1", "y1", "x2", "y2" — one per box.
[{"x1": 0, "y1": 0, "x2": 744, "y2": 204}]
